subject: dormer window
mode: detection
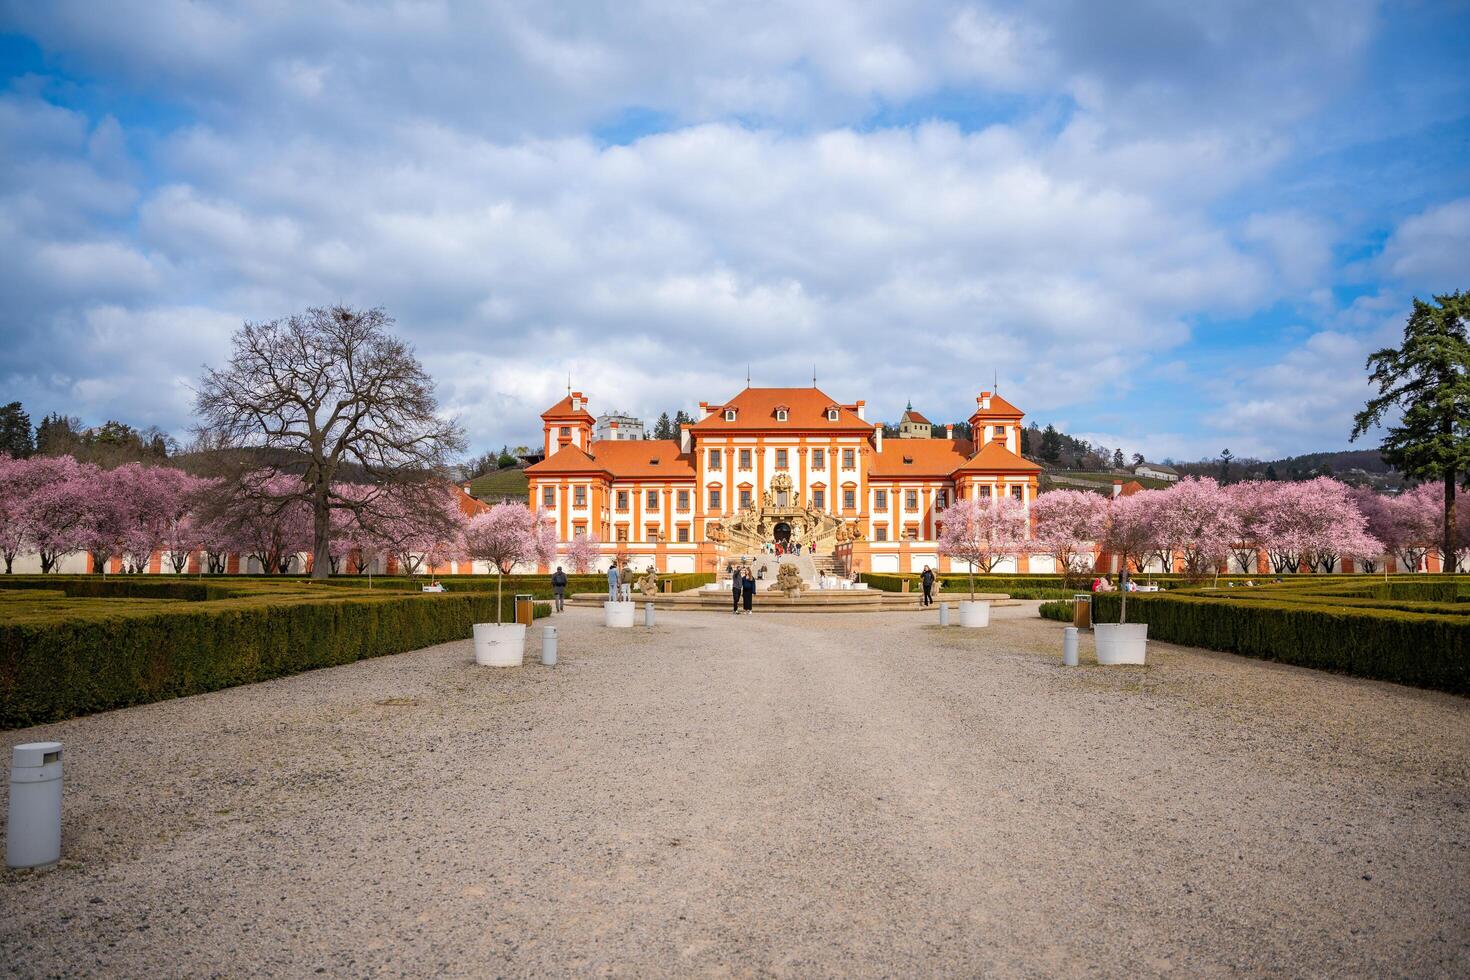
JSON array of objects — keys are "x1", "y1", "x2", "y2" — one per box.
[
  {"x1": 775, "y1": 407, "x2": 789, "y2": 422},
  {"x1": 723, "y1": 408, "x2": 737, "y2": 422},
  {"x1": 902, "y1": 455, "x2": 913, "y2": 464},
  {"x1": 826, "y1": 408, "x2": 839, "y2": 421}
]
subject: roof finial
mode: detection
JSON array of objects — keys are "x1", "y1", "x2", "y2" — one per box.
[
  {"x1": 812, "y1": 364, "x2": 817, "y2": 388},
  {"x1": 746, "y1": 364, "x2": 751, "y2": 388},
  {"x1": 993, "y1": 369, "x2": 998, "y2": 393},
  {"x1": 566, "y1": 372, "x2": 571, "y2": 396}
]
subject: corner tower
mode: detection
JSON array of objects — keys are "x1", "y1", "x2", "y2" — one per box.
[{"x1": 540, "y1": 391, "x2": 595, "y2": 458}]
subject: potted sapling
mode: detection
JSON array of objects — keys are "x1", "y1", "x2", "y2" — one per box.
[
  {"x1": 937, "y1": 494, "x2": 1027, "y2": 628},
  {"x1": 464, "y1": 503, "x2": 557, "y2": 666}
]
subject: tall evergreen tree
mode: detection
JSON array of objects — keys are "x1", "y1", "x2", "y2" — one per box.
[
  {"x1": 1218, "y1": 448, "x2": 1234, "y2": 483},
  {"x1": 1039, "y1": 424, "x2": 1061, "y2": 463},
  {"x1": 0, "y1": 402, "x2": 33, "y2": 458},
  {"x1": 653, "y1": 412, "x2": 673, "y2": 440},
  {"x1": 1352, "y1": 291, "x2": 1470, "y2": 573},
  {"x1": 1020, "y1": 427, "x2": 1032, "y2": 455},
  {"x1": 1112, "y1": 448, "x2": 1126, "y2": 469}
]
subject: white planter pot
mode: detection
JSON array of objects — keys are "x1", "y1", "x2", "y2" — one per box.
[
  {"x1": 603, "y1": 600, "x2": 635, "y2": 628},
  {"x1": 473, "y1": 622, "x2": 526, "y2": 667},
  {"x1": 1094, "y1": 623, "x2": 1148, "y2": 665},
  {"x1": 957, "y1": 600, "x2": 990, "y2": 628}
]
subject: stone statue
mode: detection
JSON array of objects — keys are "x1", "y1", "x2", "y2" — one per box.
[
  {"x1": 638, "y1": 567, "x2": 660, "y2": 596},
  {"x1": 707, "y1": 521, "x2": 728, "y2": 543},
  {"x1": 774, "y1": 561, "x2": 804, "y2": 596}
]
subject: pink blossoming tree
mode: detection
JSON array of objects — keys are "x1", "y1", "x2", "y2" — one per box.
[
  {"x1": 1101, "y1": 490, "x2": 1161, "y2": 623},
  {"x1": 937, "y1": 494, "x2": 1029, "y2": 599},
  {"x1": 463, "y1": 504, "x2": 557, "y2": 621},
  {"x1": 1031, "y1": 489, "x2": 1106, "y2": 584},
  {"x1": 563, "y1": 532, "x2": 601, "y2": 574},
  {"x1": 1152, "y1": 477, "x2": 1241, "y2": 581}
]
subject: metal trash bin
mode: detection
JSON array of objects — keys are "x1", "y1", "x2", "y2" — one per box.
[
  {"x1": 514, "y1": 593, "x2": 534, "y2": 627},
  {"x1": 1073, "y1": 593, "x2": 1092, "y2": 630},
  {"x1": 7, "y1": 742, "x2": 63, "y2": 869}
]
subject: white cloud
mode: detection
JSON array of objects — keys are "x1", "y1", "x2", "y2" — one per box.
[{"x1": 1379, "y1": 197, "x2": 1470, "y2": 292}]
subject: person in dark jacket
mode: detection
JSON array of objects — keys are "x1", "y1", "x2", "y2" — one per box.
[
  {"x1": 731, "y1": 567, "x2": 743, "y2": 614},
  {"x1": 741, "y1": 565, "x2": 757, "y2": 614},
  {"x1": 920, "y1": 565, "x2": 935, "y2": 606},
  {"x1": 551, "y1": 566, "x2": 568, "y2": 612}
]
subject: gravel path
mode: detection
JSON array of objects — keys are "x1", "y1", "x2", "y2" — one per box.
[{"x1": 3, "y1": 603, "x2": 1468, "y2": 977}]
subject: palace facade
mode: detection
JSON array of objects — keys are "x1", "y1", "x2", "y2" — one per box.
[{"x1": 524, "y1": 386, "x2": 1045, "y2": 575}]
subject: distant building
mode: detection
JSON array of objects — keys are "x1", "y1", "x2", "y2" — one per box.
[
  {"x1": 595, "y1": 412, "x2": 646, "y2": 441},
  {"x1": 1133, "y1": 462, "x2": 1180, "y2": 482},
  {"x1": 898, "y1": 402, "x2": 932, "y2": 439}
]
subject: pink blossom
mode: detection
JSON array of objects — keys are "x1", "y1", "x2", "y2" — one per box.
[
  {"x1": 1031, "y1": 490, "x2": 1106, "y2": 579},
  {"x1": 464, "y1": 504, "x2": 557, "y2": 621},
  {"x1": 937, "y1": 494, "x2": 1029, "y2": 598},
  {"x1": 562, "y1": 532, "x2": 602, "y2": 574}
]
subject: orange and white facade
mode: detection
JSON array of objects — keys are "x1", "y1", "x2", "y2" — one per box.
[{"x1": 524, "y1": 386, "x2": 1046, "y2": 574}]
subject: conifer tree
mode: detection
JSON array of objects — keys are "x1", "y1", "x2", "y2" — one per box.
[{"x1": 1352, "y1": 291, "x2": 1470, "y2": 573}]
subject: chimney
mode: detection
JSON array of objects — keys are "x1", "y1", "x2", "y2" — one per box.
[
  {"x1": 1112, "y1": 479, "x2": 1123, "y2": 498},
  {"x1": 945, "y1": 424, "x2": 954, "y2": 440},
  {"x1": 609, "y1": 420, "x2": 618, "y2": 439},
  {"x1": 979, "y1": 391, "x2": 992, "y2": 411},
  {"x1": 874, "y1": 425, "x2": 883, "y2": 453}
]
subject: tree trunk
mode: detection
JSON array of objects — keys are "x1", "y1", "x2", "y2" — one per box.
[
  {"x1": 312, "y1": 493, "x2": 332, "y2": 579},
  {"x1": 1445, "y1": 472, "x2": 1456, "y2": 576}
]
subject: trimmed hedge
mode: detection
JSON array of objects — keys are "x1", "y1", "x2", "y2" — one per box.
[
  {"x1": 1038, "y1": 600, "x2": 1072, "y2": 622},
  {"x1": 0, "y1": 589, "x2": 551, "y2": 728},
  {"x1": 1089, "y1": 591, "x2": 1469, "y2": 694}
]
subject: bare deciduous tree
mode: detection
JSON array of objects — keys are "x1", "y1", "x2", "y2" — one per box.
[{"x1": 195, "y1": 305, "x2": 467, "y2": 579}]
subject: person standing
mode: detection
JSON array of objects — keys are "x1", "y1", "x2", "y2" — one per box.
[
  {"x1": 741, "y1": 565, "x2": 756, "y2": 614},
  {"x1": 607, "y1": 562, "x2": 620, "y2": 602},
  {"x1": 920, "y1": 565, "x2": 935, "y2": 606},
  {"x1": 551, "y1": 565, "x2": 567, "y2": 612},
  {"x1": 731, "y1": 567, "x2": 744, "y2": 614}
]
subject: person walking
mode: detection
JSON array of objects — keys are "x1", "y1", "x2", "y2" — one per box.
[
  {"x1": 731, "y1": 567, "x2": 744, "y2": 614},
  {"x1": 920, "y1": 565, "x2": 935, "y2": 606},
  {"x1": 741, "y1": 565, "x2": 756, "y2": 614},
  {"x1": 551, "y1": 565, "x2": 567, "y2": 612},
  {"x1": 607, "y1": 562, "x2": 620, "y2": 602}
]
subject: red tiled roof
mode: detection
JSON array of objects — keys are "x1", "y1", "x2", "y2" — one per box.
[
  {"x1": 524, "y1": 440, "x2": 695, "y2": 479},
  {"x1": 869, "y1": 439, "x2": 973, "y2": 478},
  {"x1": 540, "y1": 394, "x2": 595, "y2": 420},
  {"x1": 901, "y1": 409, "x2": 932, "y2": 425},
  {"x1": 952, "y1": 439, "x2": 1042, "y2": 473},
  {"x1": 969, "y1": 392, "x2": 1023, "y2": 418},
  {"x1": 688, "y1": 387, "x2": 872, "y2": 432}
]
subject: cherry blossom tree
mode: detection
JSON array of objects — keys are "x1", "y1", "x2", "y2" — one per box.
[
  {"x1": 1031, "y1": 490, "x2": 1106, "y2": 584},
  {"x1": 1152, "y1": 477, "x2": 1241, "y2": 581},
  {"x1": 20, "y1": 456, "x2": 101, "y2": 573},
  {"x1": 937, "y1": 494, "x2": 1029, "y2": 599},
  {"x1": 463, "y1": 504, "x2": 558, "y2": 621},
  {"x1": 203, "y1": 473, "x2": 314, "y2": 573},
  {"x1": 1260, "y1": 477, "x2": 1379, "y2": 573},
  {"x1": 368, "y1": 486, "x2": 468, "y2": 577},
  {"x1": 1389, "y1": 483, "x2": 1445, "y2": 572},
  {"x1": 1100, "y1": 490, "x2": 1161, "y2": 623},
  {"x1": 563, "y1": 532, "x2": 601, "y2": 574},
  {"x1": 1227, "y1": 481, "x2": 1271, "y2": 574},
  {"x1": 0, "y1": 455, "x2": 51, "y2": 573}
]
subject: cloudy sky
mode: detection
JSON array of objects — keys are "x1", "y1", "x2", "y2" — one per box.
[{"x1": 1, "y1": 1, "x2": 1467, "y2": 462}]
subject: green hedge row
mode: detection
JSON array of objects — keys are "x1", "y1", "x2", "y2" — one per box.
[
  {"x1": 0, "y1": 591, "x2": 551, "y2": 728},
  {"x1": 1089, "y1": 592, "x2": 1470, "y2": 694},
  {"x1": 311, "y1": 572, "x2": 715, "y2": 596}
]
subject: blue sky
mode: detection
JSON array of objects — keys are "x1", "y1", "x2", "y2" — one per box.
[{"x1": 1, "y1": 1, "x2": 1467, "y2": 463}]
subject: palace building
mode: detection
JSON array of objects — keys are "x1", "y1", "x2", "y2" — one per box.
[{"x1": 525, "y1": 385, "x2": 1044, "y2": 576}]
